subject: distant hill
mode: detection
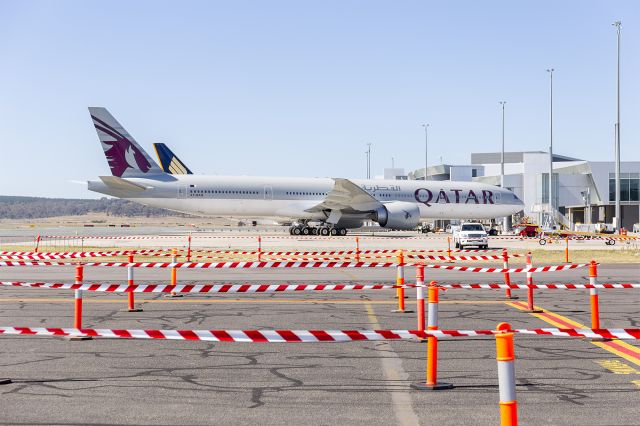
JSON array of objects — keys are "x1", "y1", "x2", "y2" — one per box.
[{"x1": 0, "y1": 196, "x2": 180, "y2": 219}]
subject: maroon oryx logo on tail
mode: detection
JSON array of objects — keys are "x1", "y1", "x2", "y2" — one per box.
[{"x1": 91, "y1": 115, "x2": 152, "y2": 177}]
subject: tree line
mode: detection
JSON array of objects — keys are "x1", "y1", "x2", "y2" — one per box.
[{"x1": 0, "y1": 196, "x2": 181, "y2": 219}]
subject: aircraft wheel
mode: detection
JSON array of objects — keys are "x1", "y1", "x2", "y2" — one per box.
[
  {"x1": 320, "y1": 228, "x2": 330, "y2": 236},
  {"x1": 292, "y1": 227, "x2": 302, "y2": 236},
  {"x1": 330, "y1": 228, "x2": 339, "y2": 236},
  {"x1": 289, "y1": 226, "x2": 295, "y2": 235},
  {"x1": 301, "y1": 227, "x2": 310, "y2": 236},
  {"x1": 339, "y1": 228, "x2": 347, "y2": 236},
  {"x1": 310, "y1": 227, "x2": 318, "y2": 235},
  {"x1": 455, "y1": 242, "x2": 460, "y2": 249}
]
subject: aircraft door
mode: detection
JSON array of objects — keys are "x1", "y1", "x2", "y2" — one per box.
[
  {"x1": 264, "y1": 186, "x2": 273, "y2": 200},
  {"x1": 178, "y1": 187, "x2": 188, "y2": 198}
]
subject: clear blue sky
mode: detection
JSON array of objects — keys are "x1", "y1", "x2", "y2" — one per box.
[{"x1": 0, "y1": 1, "x2": 637, "y2": 198}]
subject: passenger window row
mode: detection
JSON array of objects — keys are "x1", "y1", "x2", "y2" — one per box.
[
  {"x1": 190, "y1": 190, "x2": 260, "y2": 195},
  {"x1": 286, "y1": 192, "x2": 327, "y2": 196}
]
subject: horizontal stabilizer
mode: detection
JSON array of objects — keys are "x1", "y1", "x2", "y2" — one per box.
[{"x1": 99, "y1": 176, "x2": 148, "y2": 192}]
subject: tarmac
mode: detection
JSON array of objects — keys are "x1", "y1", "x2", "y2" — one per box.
[{"x1": 0, "y1": 233, "x2": 638, "y2": 425}]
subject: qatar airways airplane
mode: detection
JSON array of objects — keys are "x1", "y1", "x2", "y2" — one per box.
[{"x1": 86, "y1": 107, "x2": 524, "y2": 236}]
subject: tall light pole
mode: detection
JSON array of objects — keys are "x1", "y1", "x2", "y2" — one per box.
[
  {"x1": 613, "y1": 21, "x2": 621, "y2": 233},
  {"x1": 422, "y1": 124, "x2": 429, "y2": 180},
  {"x1": 366, "y1": 143, "x2": 372, "y2": 179},
  {"x1": 499, "y1": 101, "x2": 507, "y2": 233},
  {"x1": 546, "y1": 68, "x2": 554, "y2": 227},
  {"x1": 499, "y1": 101, "x2": 506, "y2": 186}
]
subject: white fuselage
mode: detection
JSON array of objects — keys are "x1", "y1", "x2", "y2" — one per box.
[{"x1": 88, "y1": 174, "x2": 524, "y2": 225}]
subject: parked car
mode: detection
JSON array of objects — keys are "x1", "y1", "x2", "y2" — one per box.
[{"x1": 453, "y1": 222, "x2": 489, "y2": 249}]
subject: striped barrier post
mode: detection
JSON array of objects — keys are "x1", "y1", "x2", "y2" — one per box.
[
  {"x1": 187, "y1": 235, "x2": 192, "y2": 262},
  {"x1": 564, "y1": 237, "x2": 569, "y2": 263},
  {"x1": 447, "y1": 236, "x2": 452, "y2": 259},
  {"x1": 69, "y1": 263, "x2": 91, "y2": 341},
  {"x1": 125, "y1": 255, "x2": 142, "y2": 312},
  {"x1": 416, "y1": 264, "x2": 425, "y2": 331},
  {"x1": 496, "y1": 322, "x2": 518, "y2": 426},
  {"x1": 73, "y1": 263, "x2": 84, "y2": 328},
  {"x1": 34, "y1": 235, "x2": 41, "y2": 253},
  {"x1": 355, "y1": 237, "x2": 360, "y2": 262},
  {"x1": 258, "y1": 236, "x2": 262, "y2": 261},
  {"x1": 503, "y1": 249, "x2": 515, "y2": 299},
  {"x1": 392, "y1": 251, "x2": 412, "y2": 313},
  {"x1": 411, "y1": 280, "x2": 452, "y2": 390},
  {"x1": 589, "y1": 260, "x2": 600, "y2": 329},
  {"x1": 525, "y1": 252, "x2": 542, "y2": 313},
  {"x1": 168, "y1": 248, "x2": 182, "y2": 298}
]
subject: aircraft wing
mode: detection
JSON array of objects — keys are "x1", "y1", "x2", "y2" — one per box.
[{"x1": 305, "y1": 178, "x2": 383, "y2": 213}]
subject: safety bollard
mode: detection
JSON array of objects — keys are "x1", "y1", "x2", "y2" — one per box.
[
  {"x1": 496, "y1": 322, "x2": 518, "y2": 426},
  {"x1": 503, "y1": 249, "x2": 516, "y2": 299},
  {"x1": 74, "y1": 263, "x2": 84, "y2": 328},
  {"x1": 589, "y1": 260, "x2": 600, "y2": 329},
  {"x1": 411, "y1": 280, "x2": 452, "y2": 390},
  {"x1": 124, "y1": 255, "x2": 143, "y2": 312},
  {"x1": 68, "y1": 263, "x2": 91, "y2": 340},
  {"x1": 355, "y1": 237, "x2": 361, "y2": 262},
  {"x1": 392, "y1": 251, "x2": 412, "y2": 313},
  {"x1": 187, "y1": 235, "x2": 192, "y2": 262},
  {"x1": 564, "y1": 237, "x2": 569, "y2": 263},
  {"x1": 525, "y1": 252, "x2": 542, "y2": 313},
  {"x1": 167, "y1": 248, "x2": 182, "y2": 298},
  {"x1": 416, "y1": 264, "x2": 425, "y2": 331}
]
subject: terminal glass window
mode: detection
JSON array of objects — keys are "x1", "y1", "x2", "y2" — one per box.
[
  {"x1": 609, "y1": 173, "x2": 640, "y2": 202},
  {"x1": 540, "y1": 173, "x2": 559, "y2": 205}
]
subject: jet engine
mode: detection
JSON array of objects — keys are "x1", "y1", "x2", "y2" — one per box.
[{"x1": 372, "y1": 202, "x2": 421, "y2": 230}]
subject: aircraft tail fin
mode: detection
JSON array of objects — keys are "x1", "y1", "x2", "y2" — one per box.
[
  {"x1": 153, "y1": 143, "x2": 193, "y2": 175},
  {"x1": 89, "y1": 107, "x2": 164, "y2": 177}
]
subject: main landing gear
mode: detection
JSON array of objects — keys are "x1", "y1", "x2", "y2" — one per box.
[{"x1": 288, "y1": 225, "x2": 348, "y2": 236}]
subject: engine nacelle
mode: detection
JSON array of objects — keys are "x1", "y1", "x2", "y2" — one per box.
[{"x1": 373, "y1": 202, "x2": 421, "y2": 230}]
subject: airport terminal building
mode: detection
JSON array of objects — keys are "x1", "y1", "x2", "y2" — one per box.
[{"x1": 408, "y1": 151, "x2": 640, "y2": 230}]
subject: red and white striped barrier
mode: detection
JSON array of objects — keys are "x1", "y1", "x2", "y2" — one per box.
[
  {"x1": 439, "y1": 283, "x2": 640, "y2": 290},
  {"x1": 0, "y1": 281, "x2": 396, "y2": 293},
  {"x1": 4, "y1": 280, "x2": 636, "y2": 293},
  {"x1": 0, "y1": 250, "x2": 172, "y2": 258},
  {"x1": 40, "y1": 234, "x2": 434, "y2": 241},
  {"x1": 0, "y1": 260, "x2": 395, "y2": 269},
  {"x1": 0, "y1": 327, "x2": 638, "y2": 341},
  {"x1": 407, "y1": 254, "x2": 520, "y2": 261},
  {"x1": 422, "y1": 263, "x2": 588, "y2": 273}
]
